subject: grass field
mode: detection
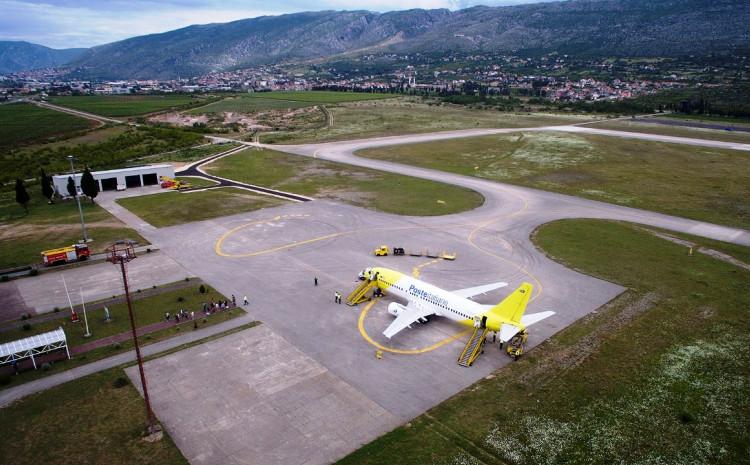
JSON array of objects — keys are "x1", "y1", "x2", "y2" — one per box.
[
  {"x1": 138, "y1": 141, "x2": 239, "y2": 164},
  {"x1": 117, "y1": 187, "x2": 287, "y2": 227},
  {"x1": 0, "y1": 188, "x2": 148, "y2": 269},
  {"x1": 0, "y1": 102, "x2": 93, "y2": 151},
  {"x1": 176, "y1": 176, "x2": 218, "y2": 188},
  {"x1": 205, "y1": 148, "x2": 485, "y2": 216},
  {"x1": 357, "y1": 131, "x2": 750, "y2": 229},
  {"x1": 47, "y1": 95, "x2": 207, "y2": 117},
  {"x1": 188, "y1": 91, "x2": 394, "y2": 115},
  {"x1": 0, "y1": 367, "x2": 188, "y2": 465},
  {"x1": 586, "y1": 119, "x2": 750, "y2": 144},
  {"x1": 0, "y1": 282, "x2": 243, "y2": 389},
  {"x1": 261, "y1": 99, "x2": 592, "y2": 144},
  {"x1": 338, "y1": 220, "x2": 750, "y2": 465}
]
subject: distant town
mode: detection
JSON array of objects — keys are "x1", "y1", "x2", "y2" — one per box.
[{"x1": 3, "y1": 51, "x2": 746, "y2": 105}]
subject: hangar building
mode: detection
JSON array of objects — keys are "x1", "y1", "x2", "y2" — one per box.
[{"x1": 52, "y1": 164, "x2": 175, "y2": 196}]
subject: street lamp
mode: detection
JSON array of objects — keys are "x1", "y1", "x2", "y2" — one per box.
[{"x1": 67, "y1": 155, "x2": 90, "y2": 243}]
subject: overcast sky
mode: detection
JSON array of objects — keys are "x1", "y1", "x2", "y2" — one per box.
[{"x1": 1, "y1": 0, "x2": 553, "y2": 49}]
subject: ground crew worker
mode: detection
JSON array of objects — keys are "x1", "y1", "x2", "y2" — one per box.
[
  {"x1": 314, "y1": 277, "x2": 318, "y2": 286},
  {"x1": 243, "y1": 295, "x2": 249, "y2": 306}
]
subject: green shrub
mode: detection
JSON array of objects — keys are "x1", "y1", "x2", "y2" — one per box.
[
  {"x1": 22, "y1": 323, "x2": 31, "y2": 331},
  {"x1": 198, "y1": 284, "x2": 207, "y2": 294},
  {"x1": 29, "y1": 269, "x2": 39, "y2": 276},
  {"x1": 185, "y1": 277, "x2": 190, "y2": 282},
  {"x1": 177, "y1": 296, "x2": 184, "y2": 302},
  {"x1": 20, "y1": 312, "x2": 30, "y2": 320},
  {"x1": 0, "y1": 375, "x2": 12, "y2": 385},
  {"x1": 53, "y1": 307, "x2": 60, "y2": 313},
  {"x1": 41, "y1": 362, "x2": 51, "y2": 371},
  {"x1": 0, "y1": 275, "x2": 9, "y2": 282},
  {"x1": 113, "y1": 377, "x2": 129, "y2": 388},
  {"x1": 112, "y1": 342, "x2": 122, "y2": 350}
]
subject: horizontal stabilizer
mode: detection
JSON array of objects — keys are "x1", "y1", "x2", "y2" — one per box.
[
  {"x1": 498, "y1": 311, "x2": 555, "y2": 342},
  {"x1": 521, "y1": 311, "x2": 555, "y2": 327},
  {"x1": 452, "y1": 281, "x2": 508, "y2": 299}
]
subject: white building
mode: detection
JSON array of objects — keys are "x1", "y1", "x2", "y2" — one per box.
[{"x1": 52, "y1": 164, "x2": 175, "y2": 197}]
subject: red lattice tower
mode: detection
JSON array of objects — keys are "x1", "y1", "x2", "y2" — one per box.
[
  {"x1": 105, "y1": 241, "x2": 137, "y2": 264},
  {"x1": 106, "y1": 241, "x2": 158, "y2": 432}
]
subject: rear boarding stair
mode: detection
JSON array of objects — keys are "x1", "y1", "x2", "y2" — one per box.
[{"x1": 457, "y1": 327, "x2": 489, "y2": 367}]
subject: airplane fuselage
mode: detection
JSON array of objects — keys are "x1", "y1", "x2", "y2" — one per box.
[{"x1": 370, "y1": 267, "x2": 482, "y2": 328}]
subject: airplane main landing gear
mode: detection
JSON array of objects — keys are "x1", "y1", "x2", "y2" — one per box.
[{"x1": 505, "y1": 330, "x2": 528, "y2": 361}]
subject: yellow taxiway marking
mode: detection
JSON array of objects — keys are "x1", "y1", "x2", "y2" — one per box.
[
  {"x1": 357, "y1": 299, "x2": 471, "y2": 355},
  {"x1": 412, "y1": 258, "x2": 442, "y2": 278},
  {"x1": 215, "y1": 214, "x2": 312, "y2": 257}
]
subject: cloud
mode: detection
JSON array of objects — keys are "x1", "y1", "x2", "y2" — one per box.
[{"x1": 0, "y1": 0, "x2": 553, "y2": 49}]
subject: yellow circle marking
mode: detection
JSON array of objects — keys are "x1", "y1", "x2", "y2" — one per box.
[{"x1": 357, "y1": 299, "x2": 471, "y2": 355}]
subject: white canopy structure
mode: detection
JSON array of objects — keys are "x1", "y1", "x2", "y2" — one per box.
[{"x1": 0, "y1": 327, "x2": 70, "y2": 370}]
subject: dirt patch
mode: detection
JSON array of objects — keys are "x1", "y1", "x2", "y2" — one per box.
[
  {"x1": 149, "y1": 112, "x2": 208, "y2": 127},
  {"x1": 637, "y1": 227, "x2": 750, "y2": 271}
]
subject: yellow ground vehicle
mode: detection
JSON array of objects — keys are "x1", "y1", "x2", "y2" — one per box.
[
  {"x1": 374, "y1": 245, "x2": 389, "y2": 256},
  {"x1": 506, "y1": 330, "x2": 529, "y2": 360}
]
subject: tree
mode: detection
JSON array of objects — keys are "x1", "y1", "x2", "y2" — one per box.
[
  {"x1": 80, "y1": 167, "x2": 99, "y2": 203},
  {"x1": 15, "y1": 179, "x2": 30, "y2": 213},
  {"x1": 66, "y1": 176, "x2": 76, "y2": 198},
  {"x1": 40, "y1": 168, "x2": 54, "y2": 204}
]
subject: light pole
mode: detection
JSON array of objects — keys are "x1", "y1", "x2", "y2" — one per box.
[{"x1": 67, "y1": 155, "x2": 89, "y2": 243}]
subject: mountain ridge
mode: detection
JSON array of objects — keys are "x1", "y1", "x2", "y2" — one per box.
[
  {"x1": 3, "y1": 0, "x2": 749, "y2": 79},
  {"x1": 0, "y1": 41, "x2": 87, "y2": 74}
]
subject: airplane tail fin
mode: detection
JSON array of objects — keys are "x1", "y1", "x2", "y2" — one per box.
[{"x1": 487, "y1": 282, "x2": 533, "y2": 324}]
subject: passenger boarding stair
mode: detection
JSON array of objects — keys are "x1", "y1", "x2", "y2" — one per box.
[
  {"x1": 346, "y1": 280, "x2": 378, "y2": 306},
  {"x1": 458, "y1": 327, "x2": 489, "y2": 367}
]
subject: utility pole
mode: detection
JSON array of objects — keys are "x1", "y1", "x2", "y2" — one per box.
[
  {"x1": 107, "y1": 243, "x2": 159, "y2": 435},
  {"x1": 67, "y1": 155, "x2": 89, "y2": 243}
]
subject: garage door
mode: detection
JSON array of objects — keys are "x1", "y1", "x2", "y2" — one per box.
[
  {"x1": 142, "y1": 173, "x2": 158, "y2": 185},
  {"x1": 125, "y1": 175, "x2": 142, "y2": 188},
  {"x1": 100, "y1": 178, "x2": 118, "y2": 191}
]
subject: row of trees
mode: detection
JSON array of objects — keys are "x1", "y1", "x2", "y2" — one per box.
[{"x1": 14, "y1": 168, "x2": 99, "y2": 214}]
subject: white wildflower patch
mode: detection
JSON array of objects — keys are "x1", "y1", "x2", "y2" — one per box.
[
  {"x1": 507, "y1": 133, "x2": 597, "y2": 168},
  {"x1": 580, "y1": 189, "x2": 635, "y2": 204},
  {"x1": 482, "y1": 336, "x2": 748, "y2": 464}
]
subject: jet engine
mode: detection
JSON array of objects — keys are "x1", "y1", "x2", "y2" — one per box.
[{"x1": 388, "y1": 302, "x2": 407, "y2": 317}]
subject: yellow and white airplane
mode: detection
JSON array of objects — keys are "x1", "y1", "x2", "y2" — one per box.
[{"x1": 362, "y1": 267, "x2": 554, "y2": 341}]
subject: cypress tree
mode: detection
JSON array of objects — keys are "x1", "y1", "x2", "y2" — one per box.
[
  {"x1": 40, "y1": 168, "x2": 54, "y2": 204},
  {"x1": 80, "y1": 167, "x2": 99, "y2": 203},
  {"x1": 15, "y1": 179, "x2": 30, "y2": 213},
  {"x1": 66, "y1": 176, "x2": 76, "y2": 197}
]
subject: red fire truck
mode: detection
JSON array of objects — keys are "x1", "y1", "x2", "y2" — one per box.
[{"x1": 41, "y1": 244, "x2": 91, "y2": 266}]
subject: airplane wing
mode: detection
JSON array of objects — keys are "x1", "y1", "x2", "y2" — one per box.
[
  {"x1": 498, "y1": 311, "x2": 556, "y2": 342},
  {"x1": 451, "y1": 281, "x2": 508, "y2": 299},
  {"x1": 383, "y1": 302, "x2": 434, "y2": 339}
]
